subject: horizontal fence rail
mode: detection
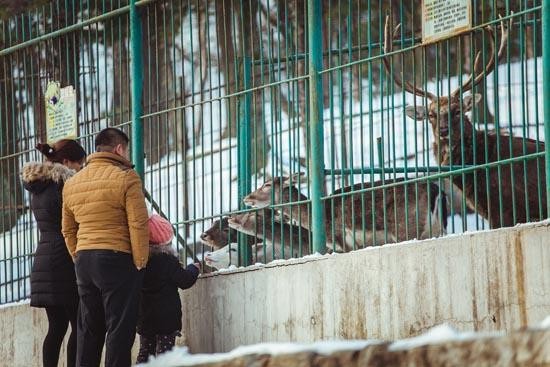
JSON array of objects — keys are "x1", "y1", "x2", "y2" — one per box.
[{"x1": 0, "y1": 0, "x2": 548, "y2": 304}]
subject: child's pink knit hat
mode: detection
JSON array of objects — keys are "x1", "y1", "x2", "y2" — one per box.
[{"x1": 148, "y1": 213, "x2": 174, "y2": 245}]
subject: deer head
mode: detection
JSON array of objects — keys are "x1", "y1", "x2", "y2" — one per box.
[
  {"x1": 382, "y1": 16, "x2": 508, "y2": 146},
  {"x1": 227, "y1": 211, "x2": 259, "y2": 235},
  {"x1": 243, "y1": 173, "x2": 305, "y2": 208},
  {"x1": 200, "y1": 217, "x2": 232, "y2": 248}
]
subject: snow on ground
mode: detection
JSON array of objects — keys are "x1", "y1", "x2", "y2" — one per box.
[
  {"x1": 388, "y1": 324, "x2": 500, "y2": 351},
  {"x1": 139, "y1": 318, "x2": 550, "y2": 366},
  {"x1": 390, "y1": 315, "x2": 550, "y2": 351},
  {"x1": 138, "y1": 340, "x2": 381, "y2": 367}
]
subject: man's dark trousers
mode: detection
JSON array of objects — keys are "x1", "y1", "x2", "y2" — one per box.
[{"x1": 75, "y1": 250, "x2": 143, "y2": 367}]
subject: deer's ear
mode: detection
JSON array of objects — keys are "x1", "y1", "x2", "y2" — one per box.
[
  {"x1": 273, "y1": 211, "x2": 291, "y2": 223},
  {"x1": 272, "y1": 211, "x2": 284, "y2": 222},
  {"x1": 463, "y1": 93, "x2": 482, "y2": 111},
  {"x1": 284, "y1": 172, "x2": 305, "y2": 186},
  {"x1": 405, "y1": 105, "x2": 428, "y2": 120}
]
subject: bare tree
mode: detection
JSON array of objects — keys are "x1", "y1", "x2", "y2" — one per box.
[
  {"x1": 0, "y1": 22, "x2": 23, "y2": 233},
  {"x1": 111, "y1": 16, "x2": 131, "y2": 129},
  {"x1": 218, "y1": 0, "x2": 238, "y2": 139},
  {"x1": 140, "y1": 1, "x2": 182, "y2": 163}
]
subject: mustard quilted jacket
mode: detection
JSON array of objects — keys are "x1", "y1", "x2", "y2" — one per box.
[{"x1": 62, "y1": 152, "x2": 149, "y2": 268}]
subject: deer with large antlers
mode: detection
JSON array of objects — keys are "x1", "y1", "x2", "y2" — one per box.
[{"x1": 383, "y1": 16, "x2": 546, "y2": 228}]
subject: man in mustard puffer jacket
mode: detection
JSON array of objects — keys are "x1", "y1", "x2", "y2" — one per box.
[{"x1": 62, "y1": 127, "x2": 149, "y2": 367}]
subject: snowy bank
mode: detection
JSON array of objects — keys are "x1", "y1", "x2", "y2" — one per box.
[{"x1": 139, "y1": 321, "x2": 550, "y2": 366}]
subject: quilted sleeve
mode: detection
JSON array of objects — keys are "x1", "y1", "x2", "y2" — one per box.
[{"x1": 125, "y1": 170, "x2": 150, "y2": 268}]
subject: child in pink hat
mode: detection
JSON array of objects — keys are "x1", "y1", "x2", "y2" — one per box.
[
  {"x1": 136, "y1": 213, "x2": 200, "y2": 364},
  {"x1": 148, "y1": 213, "x2": 176, "y2": 245}
]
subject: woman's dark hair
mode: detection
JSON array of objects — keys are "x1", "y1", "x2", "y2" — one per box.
[{"x1": 36, "y1": 139, "x2": 86, "y2": 164}]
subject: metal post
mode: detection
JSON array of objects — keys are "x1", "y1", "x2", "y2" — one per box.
[
  {"x1": 130, "y1": 0, "x2": 144, "y2": 179},
  {"x1": 543, "y1": 0, "x2": 550, "y2": 215},
  {"x1": 308, "y1": 0, "x2": 327, "y2": 254},
  {"x1": 238, "y1": 56, "x2": 252, "y2": 266}
]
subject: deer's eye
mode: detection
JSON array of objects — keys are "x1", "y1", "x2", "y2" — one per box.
[
  {"x1": 429, "y1": 112, "x2": 436, "y2": 118},
  {"x1": 230, "y1": 248, "x2": 237, "y2": 252}
]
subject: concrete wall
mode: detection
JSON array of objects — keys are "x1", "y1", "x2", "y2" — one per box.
[
  {"x1": 0, "y1": 300, "x2": 139, "y2": 366},
  {"x1": 1, "y1": 221, "x2": 549, "y2": 365},
  {"x1": 180, "y1": 221, "x2": 550, "y2": 353},
  {"x1": 0, "y1": 301, "x2": 51, "y2": 367}
]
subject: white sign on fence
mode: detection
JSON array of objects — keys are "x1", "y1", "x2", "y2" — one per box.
[
  {"x1": 45, "y1": 81, "x2": 78, "y2": 144},
  {"x1": 422, "y1": 0, "x2": 471, "y2": 44}
]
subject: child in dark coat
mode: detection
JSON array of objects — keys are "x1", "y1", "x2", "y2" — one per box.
[{"x1": 136, "y1": 213, "x2": 200, "y2": 364}]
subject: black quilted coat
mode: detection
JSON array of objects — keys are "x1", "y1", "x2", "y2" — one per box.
[
  {"x1": 137, "y1": 245, "x2": 199, "y2": 336},
  {"x1": 21, "y1": 161, "x2": 78, "y2": 307}
]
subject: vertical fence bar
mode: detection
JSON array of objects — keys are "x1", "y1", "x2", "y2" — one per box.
[
  {"x1": 543, "y1": 0, "x2": 550, "y2": 215},
  {"x1": 238, "y1": 56, "x2": 252, "y2": 266},
  {"x1": 307, "y1": 0, "x2": 326, "y2": 254},
  {"x1": 130, "y1": 0, "x2": 144, "y2": 179}
]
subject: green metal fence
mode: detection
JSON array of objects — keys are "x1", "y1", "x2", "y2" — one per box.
[{"x1": 1, "y1": 0, "x2": 548, "y2": 304}]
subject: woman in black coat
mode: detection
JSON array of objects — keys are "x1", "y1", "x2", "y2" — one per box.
[{"x1": 21, "y1": 139, "x2": 86, "y2": 367}]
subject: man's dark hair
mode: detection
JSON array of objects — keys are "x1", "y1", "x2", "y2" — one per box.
[{"x1": 95, "y1": 128, "x2": 129, "y2": 152}]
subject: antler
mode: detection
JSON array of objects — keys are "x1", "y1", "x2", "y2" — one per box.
[
  {"x1": 451, "y1": 16, "x2": 509, "y2": 98},
  {"x1": 382, "y1": 15, "x2": 436, "y2": 101}
]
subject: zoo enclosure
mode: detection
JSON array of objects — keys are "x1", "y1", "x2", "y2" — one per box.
[{"x1": 1, "y1": 0, "x2": 549, "y2": 304}]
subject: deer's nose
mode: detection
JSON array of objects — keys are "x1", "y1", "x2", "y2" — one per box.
[{"x1": 200, "y1": 232, "x2": 208, "y2": 240}]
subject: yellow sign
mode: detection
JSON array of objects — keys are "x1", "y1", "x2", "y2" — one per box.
[
  {"x1": 45, "y1": 81, "x2": 77, "y2": 144},
  {"x1": 422, "y1": 0, "x2": 471, "y2": 44}
]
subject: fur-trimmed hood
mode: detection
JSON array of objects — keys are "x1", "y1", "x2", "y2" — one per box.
[
  {"x1": 21, "y1": 161, "x2": 75, "y2": 184},
  {"x1": 21, "y1": 161, "x2": 76, "y2": 194},
  {"x1": 149, "y1": 243, "x2": 178, "y2": 257}
]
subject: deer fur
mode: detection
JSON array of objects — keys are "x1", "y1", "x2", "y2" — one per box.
[
  {"x1": 244, "y1": 174, "x2": 447, "y2": 252},
  {"x1": 200, "y1": 217, "x2": 261, "y2": 249},
  {"x1": 407, "y1": 97, "x2": 546, "y2": 228},
  {"x1": 383, "y1": 16, "x2": 546, "y2": 228},
  {"x1": 227, "y1": 209, "x2": 312, "y2": 257}
]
